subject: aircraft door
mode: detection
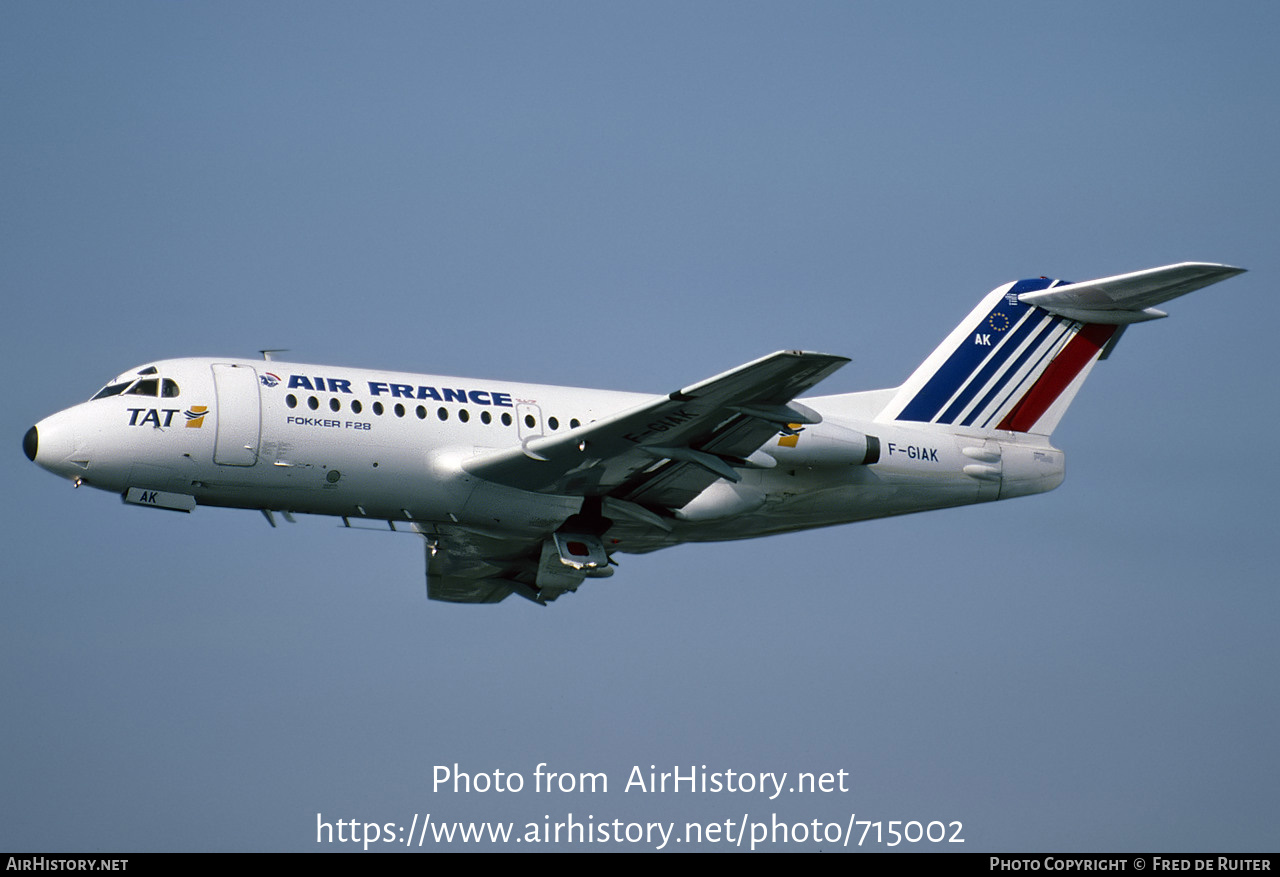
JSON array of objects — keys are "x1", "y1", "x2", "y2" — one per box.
[
  {"x1": 211, "y1": 363, "x2": 261, "y2": 466},
  {"x1": 516, "y1": 402, "x2": 544, "y2": 444}
]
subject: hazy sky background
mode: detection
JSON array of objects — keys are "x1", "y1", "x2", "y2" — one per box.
[{"x1": 4, "y1": 1, "x2": 1277, "y2": 852}]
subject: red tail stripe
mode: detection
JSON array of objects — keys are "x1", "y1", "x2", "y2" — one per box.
[{"x1": 997, "y1": 323, "x2": 1116, "y2": 432}]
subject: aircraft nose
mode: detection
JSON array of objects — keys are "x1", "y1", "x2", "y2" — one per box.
[
  {"x1": 23, "y1": 425, "x2": 38, "y2": 462},
  {"x1": 26, "y1": 412, "x2": 88, "y2": 480}
]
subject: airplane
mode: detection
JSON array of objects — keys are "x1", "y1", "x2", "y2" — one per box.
[{"x1": 24, "y1": 262, "x2": 1244, "y2": 606}]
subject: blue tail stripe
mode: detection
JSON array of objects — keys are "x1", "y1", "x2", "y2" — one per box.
[
  {"x1": 895, "y1": 303, "x2": 1010, "y2": 422},
  {"x1": 975, "y1": 319, "x2": 1078, "y2": 429},
  {"x1": 937, "y1": 309, "x2": 1047, "y2": 424},
  {"x1": 896, "y1": 277, "x2": 1060, "y2": 424},
  {"x1": 1008, "y1": 277, "x2": 1062, "y2": 295},
  {"x1": 960, "y1": 315, "x2": 1064, "y2": 427},
  {"x1": 896, "y1": 303, "x2": 1026, "y2": 422}
]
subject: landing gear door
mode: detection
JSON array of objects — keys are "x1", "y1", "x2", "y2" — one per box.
[{"x1": 211, "y1": 363, "x2": 261, "y2": 466}]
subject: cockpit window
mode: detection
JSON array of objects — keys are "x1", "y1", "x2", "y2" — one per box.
[
  {"x1": 92, "y1": 373, "x2": 178, "y2": 400},
  {"x1": 91, "y1": 381, "x2": 132, "y2": 400}
]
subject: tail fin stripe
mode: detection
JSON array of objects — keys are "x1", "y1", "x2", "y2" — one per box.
[
  {"x1": 995, "y1": 323, "x2": 1117, "y2": 432},
  {"x1": 896, "y1": 300, "x2": 1041, "y2": 423},
  {"x1": 974, "y1": 320, "x2": 1077, "y2": 429},
  {"x1": 879, "y1": 265, "x2": 1243, "y2": 437},
  {"x1": 959, "y1": 315, "x2": 1067, "y2": 427},
  {"x1": 939, "y1": 309, "x2": 1056, "y2": 425},
  {"x1": 1007, "y1": 277, "x2": 1063, "y2": 296}
]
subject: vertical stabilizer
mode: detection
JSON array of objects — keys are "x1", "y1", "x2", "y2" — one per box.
[{"x1": 878, "y1": 263, "x2": 1245, "y2": 437}]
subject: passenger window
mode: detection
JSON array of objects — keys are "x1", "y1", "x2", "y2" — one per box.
[
  {"x1": 286, "y1": 394, "x2": 298, "y2": 408},
  {"x1": 548, "y1": 417, "x2": 559, "y2": 430},
  {"x1": 330, "y1": 398, "x2": 341, "y2": 412},
  {"x1": 351, "y1": 400, "x2": 363, "y2": 414},
  {"x1": 394, "y1": 403, "x2": 405, "y2": 417},
  {"x1": 570, "y1": 419, "x2": 580, "y2": 429},
  {"x1": 373, "y1": 401, "x2": 384, "y2": 415},
  {"x1": 524, "y1": 414, "x2": 536, "y2": 429},
  {"x1": 459, "y1": 409, "x2": 470, "y2": 423},
  {"x1": 501, "y1": 412, "x2": 513, "y2": 426},
  {"x1": 416, "y1": 405, "x2": 427, "y2": 419},
  {"x1": 437, "y1": 407, "x2": 448, "y2": 421},
  {"x1": 308, "y1": 396, "x2": 319, "y2": 410},
  {"x1": 481, "y1": 411, "x2": 492, "y2": 424}
]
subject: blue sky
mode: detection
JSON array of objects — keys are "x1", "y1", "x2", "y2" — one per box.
[{"x1": 4, "y1": 1, "x2": 1278, "y2": 851}]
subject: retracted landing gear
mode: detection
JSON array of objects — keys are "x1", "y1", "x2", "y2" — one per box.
[{"x1": 532, "y1": 498, "x2": 617, "y2": 598}]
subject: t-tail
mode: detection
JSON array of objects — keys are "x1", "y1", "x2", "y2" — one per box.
[{"x1": 878, "y1": 262, "x2": 1245, "y2": 436}]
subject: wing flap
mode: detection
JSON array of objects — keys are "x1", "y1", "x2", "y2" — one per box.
[
  {"x1": 419, "y1": 522, "x2": 531, "y2": 603},
  {"x1": 427, "y1": 575, "x2": 517, "y2": 604},
  {"x1": 420, "y1": 525, "x2": 596, "y2": 605}
]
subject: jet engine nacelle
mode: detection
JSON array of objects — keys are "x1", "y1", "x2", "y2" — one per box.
[
  {"x1": 996, "y1": 441, "x2": 1065, "y2": 499},
  {"x1": 767, "y1": 421, "x2": 879, "y2": 467}
]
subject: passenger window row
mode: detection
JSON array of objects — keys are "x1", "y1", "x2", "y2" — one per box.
[{"x1": 284, "y1": 394, "x2": 581, "y2": 431}]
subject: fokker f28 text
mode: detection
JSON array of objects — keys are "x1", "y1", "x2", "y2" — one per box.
[{"x1": 25, "y1": 263, "x2": 1244, "y2": 605}]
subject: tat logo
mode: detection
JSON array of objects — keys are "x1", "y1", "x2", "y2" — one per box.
[{"x1": 126, "y1": 405, "x2": 211, "y2": 428}]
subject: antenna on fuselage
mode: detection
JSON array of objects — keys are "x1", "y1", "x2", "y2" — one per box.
[{"x1": 259, "y1": 349, "x2": 289, "y2": 361}]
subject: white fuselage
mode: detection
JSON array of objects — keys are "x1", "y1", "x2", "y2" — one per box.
[
  {"x1": 25, "y1": 265, "x2": 1243, "y2": 604},
  {"x1": 27, "y1": 356, "x2": 1064, "y2": 555}
]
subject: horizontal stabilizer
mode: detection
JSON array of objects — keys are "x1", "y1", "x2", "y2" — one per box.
[{"x1": 1018, "y1": 262, "x2": 1245, "y2": 325}]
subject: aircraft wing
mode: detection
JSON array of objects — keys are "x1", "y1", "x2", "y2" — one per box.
[
  {"x1": 427, "y1": 573, "x2": 517, "y2": 604},
  {"x1": 1018, "y1": 262, "x2": 1246, "y2": 324},
  {"x1": 463, "y1": 350, "x2": 850, "y2": 511}
]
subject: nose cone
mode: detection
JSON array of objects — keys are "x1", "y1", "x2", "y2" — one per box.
[{"x1": 25, "y1": 411, "x2": 87, "y2": 480}]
